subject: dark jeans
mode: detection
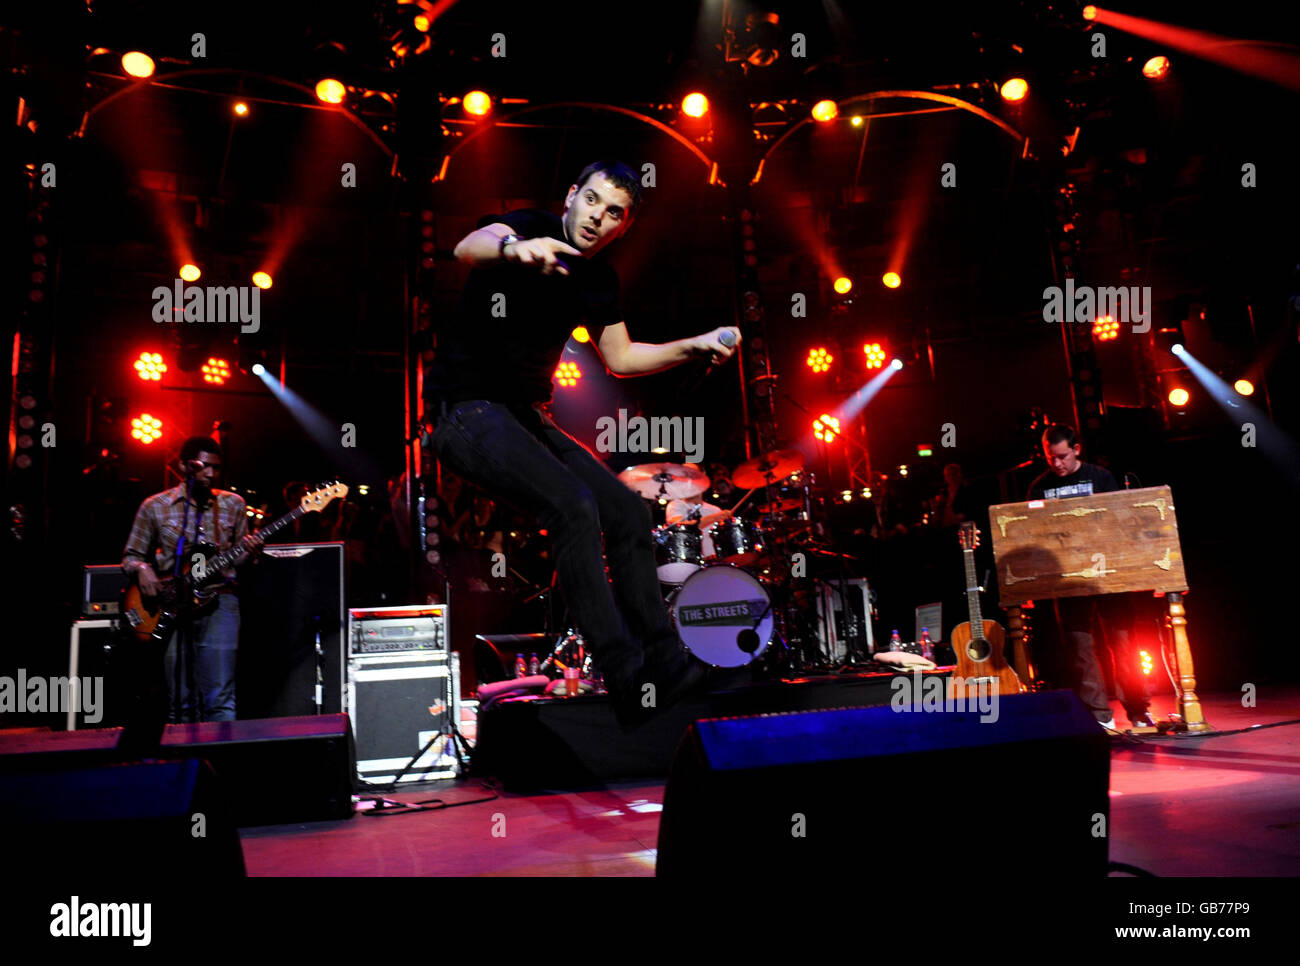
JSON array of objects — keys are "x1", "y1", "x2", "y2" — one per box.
[
  {"x1": 1046, "y1": 595, "x2": 1149, "y2": 723},
  {"x1": 431, "y1": 399, "x2": 676, "y2": 688},
  {"x1": 164, "y1": 592, "x2": 239, "y2": 722}
]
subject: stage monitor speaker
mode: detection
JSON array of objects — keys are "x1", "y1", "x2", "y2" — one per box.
[
  {"x1": 237, "y1": 541, "x2": 345, "y2": 719},
  {"x1": 657, "y1": 690, "x2": 1110, "y2": 879},
  {"x1": 160, "y1": 713, "x2": 355, "y2": 827},
  {"x1": 0, "y1": 756, "x2": 245, "y2": 877}
]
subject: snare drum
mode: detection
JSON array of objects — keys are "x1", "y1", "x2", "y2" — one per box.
[
  {"x1": 653, "y1": 524, "x2": 704, "y2": 584},
  {"x1": 669, "y1": 565, "x2": 773, "y2": 667},
  {"x1": 707, "y1": 517, "x2": 767, "y2": 566}
]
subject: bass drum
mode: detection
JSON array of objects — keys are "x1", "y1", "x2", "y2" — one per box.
[{"x1": 669, "y1": 565, "x2": 773, "y2": 668}]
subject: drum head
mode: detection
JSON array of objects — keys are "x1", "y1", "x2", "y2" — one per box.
[{"x1": 670, "y1": 565, "x2": 773, "y2": 667}]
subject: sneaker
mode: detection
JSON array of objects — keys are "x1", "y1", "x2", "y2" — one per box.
[
  {"x1": 1098, "y1": 717, "x2": 1117, "y2": 731},
  {"x1": 1129, "y1": 712, "x2": 1156, "y2": 729}
]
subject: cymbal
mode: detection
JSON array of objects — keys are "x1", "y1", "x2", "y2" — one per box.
[
  {"x1": 733, "y1": 450, "x2": 805, "y2": 489},
  {"x1": 618, "y1": 462, "x2": 709, "y2": 500},
  {"x1": 665, "y1": 500, "x2": 732, "y2": 529}
]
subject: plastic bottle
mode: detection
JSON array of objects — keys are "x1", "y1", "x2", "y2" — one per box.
[
  {"x1": 920, "y1": 627, "x2": 934, "y2": 662},
  {"x1": 889, "y1": 629, "x2": 903, "y2": 651},
  {"x1": 528, "y1": 652, "x2": 540, "y2": 675},
  {"x1": 514, "y1": 653, "x2": 527, "y2": 678}
]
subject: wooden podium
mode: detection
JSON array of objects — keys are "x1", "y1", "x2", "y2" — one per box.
[{"x1": 986, "y1": 485, "x2": 1208, "y2": 733}]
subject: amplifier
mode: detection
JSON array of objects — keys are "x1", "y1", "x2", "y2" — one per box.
[
  {"x1": 347, "y1": 650, "x2": 460, "y2": 784},
  {"x1": 348, "y1": 604, "x2": 447, "y2": 655},
  {"x1": 82, "y1": 564, "x2": 130, "y2": 618},
  {"x1": 816, "y1": 578, "x2": 874, "y2": 660}
]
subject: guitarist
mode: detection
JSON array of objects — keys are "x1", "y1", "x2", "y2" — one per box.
[{"x1": 122, "y1": 436, "x2": 263, "y2": 722}]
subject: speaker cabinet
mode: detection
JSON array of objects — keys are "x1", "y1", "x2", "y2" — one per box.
[
  {"x1": 0, "y1": 755, "x2": 245, "y2": 877},
  {"x1": 160, "y1": 713, "x2": 355, "y2": 827},
  {"x1": 237, "y1": 542, "x2": 345, "y2": 719},
  {"x1": 657, "y1": 690, "x2": 1110, "y2": 879}
]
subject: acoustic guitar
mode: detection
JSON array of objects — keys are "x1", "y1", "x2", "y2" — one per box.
[
  {"x1": 948, "y1": 521, "x2": 1025, "y2": 699},
  {"x1": 122, "y1": 481, "x2": 347, "y2": 644}
]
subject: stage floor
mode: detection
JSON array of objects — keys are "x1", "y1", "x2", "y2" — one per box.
[{"x1": 238, "y1": 687, "x2": 1300, "y2": 877}]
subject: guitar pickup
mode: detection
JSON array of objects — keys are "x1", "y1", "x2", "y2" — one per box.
[{"x1": 124, "y1": 610, "x2": 142, "y2": 627}]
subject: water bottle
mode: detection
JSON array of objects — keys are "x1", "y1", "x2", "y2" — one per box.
[
  {"x1": 920, "y1": 627, "x2": 934, "y2": 662},
  {"x1": 889, "y1": 629, "x2": 903, "y2": 651},
  {"x1": 514, "y1": 653, "x2": 527, "y2": 678},
  {"x1": 528, "y1": 652, "x2": 540, "y2": 675}
]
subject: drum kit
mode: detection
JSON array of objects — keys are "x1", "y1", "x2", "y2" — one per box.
[{"x1": 617, "y1": 449, "x2": 862, "y2": 672}]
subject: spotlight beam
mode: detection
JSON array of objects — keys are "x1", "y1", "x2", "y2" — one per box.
[{"x1": 255, "y1": 368, "x2": 384, "y2": 481}]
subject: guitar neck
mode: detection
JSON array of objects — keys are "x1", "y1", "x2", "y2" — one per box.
[
  {"x1": 963, "y1": 547, "x2": 984, "y2": 630},
  {"x1": 207, "y1": 505, "x2": 309, "y2": 572}
]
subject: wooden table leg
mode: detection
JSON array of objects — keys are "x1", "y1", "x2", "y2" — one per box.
[{"x1": 1166, "y1": 592, "x2": 1210, "y2": 732}]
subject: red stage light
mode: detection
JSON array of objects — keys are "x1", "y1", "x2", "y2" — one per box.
[
  {"x1": 179, "y1": 263, "x2": 201, "y2": 282},
  {"x1": 1234, "y1": 379, "x2": 1255, "y2": 396},
  {"x1": 805, "y1": 347, "x2": 833, "y2": 373},
  {"x1": 681, "y1": 92, "x2": 709, "y2": 118},
  {"x1": 1000, "y1": 78, "x2": 1029, "y2": 102},
  {"x1": 863, "y1": 343, "x2": 887, "y2": 369},
  {"x1": 463, "y1": 90, "x2": 492, "y2": 116},
  {"x1": 833, "y1": 276, "x2": 852, "y2": 295},
  {"x1": 121, "y1": 52, "x2": 155, "y2": 79},
  {"x1": 571, "y1": 326, "x2": 590, "y2": 344},
  {"x1": 130, "y1": 413, "x2": 162, "y2": 444},
  {"x1": 882, "y1": 272, "x2": 901, "y2": 289},
  {"x1": 1093, "y1": 314, "x2": 1121, "y2": 341},
  {"x1": 1082, "y1": 5, "x2": 1097, "y2": 21},
  {"x1": 134, "y1": 352, "x2": 166, "y2": 382},
  {"x1": 554, "y1": 361, "x2": 582, "y2": 387},
  {"x1": 1139, "y1": 649, "x2": 1154, "y2": 675},
  {"x1": 252, "y1": 271, "x2": 273, "y2": 289},
  {"x1": 1142, "y1": 56, "x2": 1171, "y2": 79},
  {"x1": 813, "y1": 414, "x2": 840, "y2": 442},
  {"x1": 1168, "y1": 387, "x2": 1190, "y2": 407},
  {"x1": 315, "y1": 79, "x2": 346, "y2": 104},
  {"x1": 811, "y1": 100, "x2": 839, "y2": 122},
  {"x1": 233, "y1": 102, "x2": 249, "y2": 116},
  {"x1": 202, "y1": 358, "x2": 232, "y2": 385}
]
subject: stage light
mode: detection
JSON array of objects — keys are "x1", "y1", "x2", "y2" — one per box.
[
  {"x1": 134, "y1": 352, "x2": 166, "y2": 382},
  {"x1": 917, "y1": 445, "x2": 933, "y2": 457},
  {"x1": 179, "y1": 263, "x2": 201, "y2": 282},
  {"x1": 1000, "y1": 78, "x2": 1029, "y2": 102},
  {"x1": 1234, "y1": 379, "x2": 1255, "y2": 396},
  {"x1": 1171, "y1": 342, "x2": 1184, "y2": 355},
  {"x1": 811, "y1": 99, "x2": 839, "y2": 122},
  {"x1": 898, "y1": 465, "x2": 909, "y2": 477},
  {"x1": 1082, "y1": 5, "x2": 1097, "y2": 20},
  {"x1": 851, "y1": 116, "x2": 863, "y2": 127},
  {"x1": 414, "y1": 14, "x2": 431, "y2": 31},
  {"x1": 121, "y1": 52, "x2": 155, "y2": 78},
  {"x1": 571, "y1": 326, "x2": 591, "y2": 344},
  {"x1": 233, "y1": 102, "x2": 249, "y2": 116},
  {"x1": 252, "y1": 363, "x2": 265, "y2": 376},
  {"x1": 863, "y1": 343, "x2": 887, "y2": 370},
  {"x1": 813, "y1": 414, "x2": 840, "y2": 442},
  {"x1": 315, "y1": 79, "x2": 346, "y2": 104},
  {"x1": 463, "y1": 90, "x2": 492, "y2": 116},
  {"x1": 882, "y1": 272, "x2": 901, "y2": 289},
  {"x1": 1168, "y1": 388, "x2": 1190, "y2": 407},
  {"x1": 681, "y1": 92, "x2": 709, "y2": 118},
  {"x1": 1093, "y1": 314, "x2": 1120, "y2": 341},
  {"x1": 840, "y1": 490, "x2": 853, "y2": 503},
  {"x1": 202, "y1": 358, "x2": 231, "y2": 385},
  {"x1": 891, "y1": 359, "x2": 904, "y2": 370},
  {"x1": 554, "y1": 361, "x2": 582, "y2": 387},
  {"x1": 1139, "y1": 649, "x2": 1154, "y2": 675},
  {"x1": 833, "y1": 276, "x2": 853, "y2": 295},
  {"x1": 130, "y1": 413, "x2": 162, "y2": 444},
  {"x1": 252, "y1": 271, "x2": 273, "y2": 289},
  {"x1": 805, "y1": 347, "x2": 834, "y2": 374},
  {"x1": 1142, "y1": 56, "x2": 1171, "y2": 79}
]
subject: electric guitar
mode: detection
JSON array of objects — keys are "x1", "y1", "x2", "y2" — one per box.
[
  {"x1": 122, "y1": 481, "x2": 348, "y2": 644},
  {"x1": 948, "y1": 521, "x2": 1025, "y2": 698}
]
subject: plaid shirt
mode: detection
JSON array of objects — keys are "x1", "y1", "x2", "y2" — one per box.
[{"x1": 122, "y1": 484, "x2": 249, "y2": 581}]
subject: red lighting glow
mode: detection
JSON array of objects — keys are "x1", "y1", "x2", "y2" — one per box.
[
  {"x1": 122, "y1": 52, "x2": 155, "y2": 78},
  {"x1": 813, "y1": 414, "x2": 840, "y2": 442},
  {"x1": 315, "y1": 79, "x2": 346, "y2": 104},
  {"x1": 1139, "y1": 649, "x2": 1154, "y2": 676},
  {"x1": 863, "y1": 343, "x2": 887, "y2": 369},
  {"x1": 1000, "y1": 78, "x2": 1029, "y2": 102},
  {"x1": 134, "y1": 352, "x2": 166, "y2": 381},
  {"x1": 833, "y1": 276, "x2": 853, "y2": 295},
  {"x1": 463, "y1": 90, "x2": 492, "y2": 116},
  {"x1": 571, "y1": 326, "x2": 591, "y2": 344},
  {"x1": 805, "y1": 347, "x2": 834, "y2": 374},
  {"x1": 1142, "y1": 55, "x2": 1171, "y2": 79},
  {"x1": 131, "y1": 413, "x2": 162, "y2": 444},
  {"x1": 681, "y1": 92, "x2": 709, "y2": 118},
  {"x1": 1093, "y1": 314, "x2": 1121, "y2": 341},
  {"x1": 252, "y1": 272, "x2": 273, "y2": 289},
  {"x1": 203, "y1": 358, "x2": 232, "y2": 385},
  {"x1": 882, "y1": 272, "x2": 901, "y2": 289},
  {"x1": 1168, "y1": 388, "x2": 1190, "y2": 407},
  {"x1": 1234, "y1": 379, "x2": 1255, "y2": 396},
  {"x1": 554, "y1": 361, "x2": 582, "y2": 387},
  {"x1": 179, "y1": 263, "x2": 201, "y2": 282},
  {"x1": 811, "y1": 99, "x2": 839, "y2": 122}
]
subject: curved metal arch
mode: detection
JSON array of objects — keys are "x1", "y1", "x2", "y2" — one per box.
[
  {"x1": 81, "y1": 68, "x2": 394, "y2": 158},
  {"x1": 758, "y1": 89, "x2": 1026, "y2": 175},
  {"x1": 435, "y1": 101, "x2": 719, "y2": 182}
]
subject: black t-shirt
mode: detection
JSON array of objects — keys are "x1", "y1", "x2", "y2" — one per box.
[
  {"x1": 1027, "y1": 461, "x2": 1119, "y2": 500},
  {"x1": 426, "y1": 209, "x2": 622, "y2": 405}
]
